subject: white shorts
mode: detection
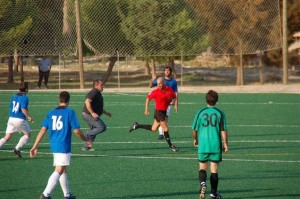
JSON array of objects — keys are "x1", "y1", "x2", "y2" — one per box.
[
  {"x1": 53, "y1": 153, "x2": 71, "y2": 166},
  {"x1": 6, "y1": 117, "x2": 31, "y2": 134}
]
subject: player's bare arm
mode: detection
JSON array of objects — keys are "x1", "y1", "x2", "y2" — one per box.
[
  {"x1": 221, "y1": 130, "x2": 228, "y2": 152},
  {"x1": 144, "y1": 98, "x2": 150, "y2": 115},
  {"x1": 192, "y1": 130, "x2": 198, "y2": 147},
  {"x1": 103, "y1": 109, "x2": 112, "y2": 118},
  {"x1": 30, "y1": 127, "x2": 47, "y2": 157}
]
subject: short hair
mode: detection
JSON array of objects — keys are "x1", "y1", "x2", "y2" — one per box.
[
  {"x1": 206, "y1": 90, "x2": 218, "y2": 106},
  {"x1": 19, "y1": 82, "x2": 28, "y2": 92},
  {"x1": 59, "y1": 91, "x2": 70, "y2": 103},
  {"x1": 164, "y1": 66, "x2": 172, "y2": 74},
  {"x1": 157, "y1": 77, "x2": 164, "y2": 83},
  {"x1": 93, "y1": 79, "x2": 103, "y2": 87}
]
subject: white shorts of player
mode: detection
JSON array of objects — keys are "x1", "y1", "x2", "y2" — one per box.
[
  {"x1": 6, "y1": 117, "x2": 31, "y2": 134},
  {"x1": 53, "y1": 153, "x2": 71, "y2": 166}
]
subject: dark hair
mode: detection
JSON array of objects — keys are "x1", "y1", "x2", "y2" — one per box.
[
  {"x1": 206, "y1": 90, "x2": 218, "y2": 106},
  {"x1": 164, "y1": 66, "x2": 172, "y2": 74},
  {"x1": 93, "y1": 79, "x2": 103, "y2": 87},
  {"x1": 19, "y1": 82, "x2": 28, "y2": 92},
  {"x1": 59, "y1": 91, "x2": 70, "y2": 103}
]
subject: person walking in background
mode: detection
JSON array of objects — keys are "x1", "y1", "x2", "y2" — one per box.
[
  {"x1": 129, "y1": 77, "x2": 178, "y2": 152},
  {"x1": 192, "y1": 90, "x2": 228, "y2": 199},
  {"x1": 81, "y1": 79, "x2": 112, "y2": 151},
  {"x1": 149, "y1": 66, "x2": 178, "y2": 140},
  {"x1": 37, "y1": 56, "x2": 52, "y2": 89},
  {"x1": 30, "y1": 91, "x2": 92, "y2": 199},
  {"x1": 0, "y1": 82, "x2": 34, "y2": 158}
]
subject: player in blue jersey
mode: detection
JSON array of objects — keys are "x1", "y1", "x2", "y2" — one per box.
[
  {"x1": 150, "y1": 66, "x2": 178, "y2": 139},
  {"x1": 192, "y1": 90, "x2": 228, "y2": 199},
  {"x1": 0, "y1": 82, "x2": 34, "y2": 158},
  {"x1": 30, "y1": 91, "x2": 92, "y2": 199}
]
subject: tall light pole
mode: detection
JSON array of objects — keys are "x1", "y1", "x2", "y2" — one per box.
[
  {"x1": 282, "y1": 0, "x2": 288, "y2": 84},
  {"x1": 75, "y1": 0, "x2": 85, "y2": 89}
]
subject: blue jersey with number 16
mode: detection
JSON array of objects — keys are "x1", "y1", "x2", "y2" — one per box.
[{"x1": 42, "y1": 106, "x2": 80, "y2": 153}]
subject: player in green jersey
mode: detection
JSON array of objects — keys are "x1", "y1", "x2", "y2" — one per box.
[{"x1": 192, "y1": 90, "x2": 228, "y2": 199}]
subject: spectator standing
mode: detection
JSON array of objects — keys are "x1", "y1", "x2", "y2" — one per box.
[{"x1": 37, "y1": 56, "x2": 52, "y2": 89}]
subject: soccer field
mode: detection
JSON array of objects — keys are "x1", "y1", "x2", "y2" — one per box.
[{"x1": 0, "y1": 91, "x2": 299, "y2": 199}]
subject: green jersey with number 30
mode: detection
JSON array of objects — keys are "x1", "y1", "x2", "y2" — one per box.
[{"x1": 192, "y1": 106, "x2": 227, "y2": 153}]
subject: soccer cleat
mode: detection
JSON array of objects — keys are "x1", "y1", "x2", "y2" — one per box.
[
  {"x1": 158, "y1": 135, "x2": 165, "y2": 140},
  {"x1": 64, "y1": 193, "x2": 76, "y2": 199},
  {"x1": 129, "y1": 122, "x2": 138, "y2": 132},
  {"x1": 40, "y1": 194, "x2": 51, "y2": 199},
  {"x1": 199, "y1": 184, "x2": 206, "y2": 199},
  {"x1": 81, "y1": 145, "x2": 95, "y2": 151},
  {"x1": 13, "y1": 148, "x2": 22, "y2": 158},
  {"x1": 210, "y1": 192, "x2": 222, "y2": 199},
  {"x1": 169, "y1": 145, "x2": 179, "y2": 152}
]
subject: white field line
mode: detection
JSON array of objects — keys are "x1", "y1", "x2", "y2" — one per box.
[{"x1": 0, "y1": 150, "x2": 299, "y2": 163}]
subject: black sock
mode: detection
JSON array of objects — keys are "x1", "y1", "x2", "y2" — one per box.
[
  {"x1": 164, "y1": 131, "x2": 172, "y2": 147},
  {"x1": 210, "y1": 173, "x2": 219, "y2": 195},
  {"x1": 199, "y1": 169, "x2": 207, "y2": 186},
  {"x1": 137, "y1": 124, "x2": 152, "y2": 131}
]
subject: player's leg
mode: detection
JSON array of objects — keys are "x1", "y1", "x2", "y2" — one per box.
[
  {"x1": 41, "y1": 154, "x2": 69, "y2": 198},
  {"x1": 199, "y1": 161, "x2": 208, "y2": 199},
  {"x1": 159, "y1": 120, "x2": 178, "y2": 152},
  {"x1": 210, "y1": 160, "x2": 221, "y2": 198},
  {"x1": 86, "y1": 117, "x2": 107, "y2": 141},
  {"x1": 158, "y1": 105, "x2": 171, "y2": 139},
  {"x1": 0, "y1": 118, "x2": 16, "y2": 148},
  {"x1": 14, "y1": 120, "x2": 31, "y2": 157},
  {"x1": 0, "y1": 133, "x2": 13, "y2": 148}
]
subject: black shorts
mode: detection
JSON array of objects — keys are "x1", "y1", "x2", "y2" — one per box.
[{"x1": 154, "y1": 110, "x2": 167, "y2": 122}]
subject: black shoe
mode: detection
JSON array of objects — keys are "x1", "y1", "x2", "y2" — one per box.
[
  {"x1": 169, "y1": 145, "x2": 179, "y2": 152},
  {"x1": 158, "y1": 135, "x2": 165, "y2": 140},
  {"x1": 129, "y1": 122, "x2": 138, "y2": 132},
  {"x1": 199, "y1": 184, "x2": 206, "y2": 199},
  {"x1": 40, "y1": 194, "x2": 51, "y2": 199},
  {"x1": 13, "y1": 148, "x2": 22, "y2": 158},
  {"x1": 210, "y1": 192, "x2": 222, "y2": 199},
  {"x1": 64, "y1": 193, "x2": 76, "y2": 199}
]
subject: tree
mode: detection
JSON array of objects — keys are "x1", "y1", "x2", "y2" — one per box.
[
  {"x1": 80, "y1": 0, "x2": 132, "y2": 84},
  {"x1": 116, "y1": 0, "x2": 207, "y2": 76},
  {"x1": 0, "y1": 0, "x2": 33, "y2": 83}
]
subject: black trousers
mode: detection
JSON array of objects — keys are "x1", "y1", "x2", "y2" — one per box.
[{"x1": 38, "y1": 70, "x2": 50, "y2": 87}]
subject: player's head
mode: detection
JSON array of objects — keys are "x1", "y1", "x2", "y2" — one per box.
[
  {"x1": 164, "y1": 66, "x2": 172, "y2": 77},
  {"x1": 206, "y1": 90, "x2": 218, "y2": 106},
  {"x1": 19, "y1": 82, "x2": 28, "y2": 92},
  {"x1": 93, "y1": 79, "x2": 104, "y2": 92},
  {"x1": 59, "y1": 91, "x2": 70, "y2": 104},
  {"x1": 157, "y1": 77, "x2": 165, "y2": 89}
]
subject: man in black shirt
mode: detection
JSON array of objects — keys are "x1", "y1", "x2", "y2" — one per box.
[{"x1": 82, "y1": 79, "x2": 112, "y2": 151}]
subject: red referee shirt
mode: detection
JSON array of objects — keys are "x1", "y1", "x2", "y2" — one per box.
[{"x1": 147, "y1": 85, "x2": 176, "y2": 111}]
